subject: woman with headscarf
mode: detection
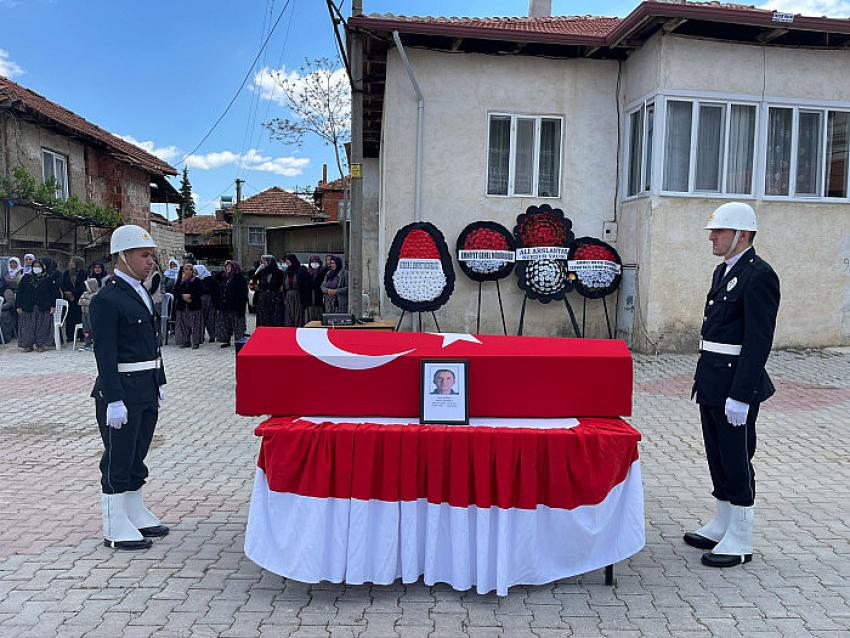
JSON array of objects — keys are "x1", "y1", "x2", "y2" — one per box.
[
  {"x1": 281, "y1": 254, "x2": 307, "y2": 327},
  {"x1": 144, "y1": 257, "x2": 163, "y2": 317},
  {"x1": 215, "y1": 260, "x2": 248, "y2": 347},
  {"x1": 304, "y1": 255, "x2": 326, "y2": 323},
  {"x1": 0, "y1": 287, "x2": 17, "y2": 342},
  {"x1": 90, "y1": 261, "x2": 109, "y2": 289},
  {"x1": 162, "y1": 258, "x2": 180, "y2": 294},
  {"x1": 193, "y1": 264, "x2": 217, "y2": 342},
  {"x1": 174, "y1": 262, "x2": 203, "y2": 348},
  {"x1": 3, "y1": 257, "x2": 23, "y2": 290},
  {"x1": 15, "y1": 258, "x2": 60, "y2": 352},
  {"x1": 61, "y1": 256, "x2": 87, "y2": 341},
  {"x1": 256, "y1": 254, "x2": 284, "y2": 327},
  {"x1": 22, "y1": 253, "x2": 35, "y2": 276},
  {"x1": 321, "y1": 255, "x2": 348, "y2": 314}
]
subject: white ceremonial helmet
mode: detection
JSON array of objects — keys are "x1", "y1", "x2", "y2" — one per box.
[
  {"x1": 705, "y1": 202, "x2": 758, "y2": 232},
  {"x1": 110, "y1": 224, "x2": 158, "y2": 254}
]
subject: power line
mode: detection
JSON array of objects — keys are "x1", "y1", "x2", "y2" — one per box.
[{"x1": 177, "y1": 0, "x2": 293, "y2": 166}]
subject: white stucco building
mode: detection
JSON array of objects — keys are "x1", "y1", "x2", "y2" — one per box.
[{"x1": 348, "y1": 1, "x2": 850, "y2": 351}]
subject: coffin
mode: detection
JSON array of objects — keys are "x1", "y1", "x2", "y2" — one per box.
[{"x1": 236, "y1": 327, "x2": 632, "y2": 418}]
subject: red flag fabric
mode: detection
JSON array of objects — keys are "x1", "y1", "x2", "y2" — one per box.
[{"x1": 236, "y1": 328, "x2": 632, "y2": 418}]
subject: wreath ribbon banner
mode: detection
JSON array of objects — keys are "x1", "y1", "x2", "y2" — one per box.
[
  {"x1": 568, "y1": 260, "x2": 623, "y2": 275},
  {"x1": 458, "y1": 250, "x2": 516, "y2": 263},
  {"x1": 516, "y1": 247, "x2": 570, "y2": 261}
]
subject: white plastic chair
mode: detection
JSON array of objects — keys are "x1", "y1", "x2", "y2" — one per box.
[
  {"x1": 160, "y1": 293, "x2": 173, "y2": 345},
  {"x1": 53, "y1": 298, "x2": 69, "y2": 351},
  {"x1": 71, "y1": 323, "x2": 85, "y2": 350}
]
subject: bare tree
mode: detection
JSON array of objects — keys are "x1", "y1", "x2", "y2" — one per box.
[{"x1": 263, "y1": 57, "x2": 351, "y2": 180}]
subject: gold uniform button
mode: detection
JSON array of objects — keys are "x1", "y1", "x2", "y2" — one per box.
[
  {"x1": 708, "y1": 300, "x2": 714, "y2": 306},
  {"x1": 728, "y1": 363, "x2": 732, "y2": 367}
]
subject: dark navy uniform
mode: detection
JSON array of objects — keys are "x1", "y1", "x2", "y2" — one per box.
[
  {"x1": 692, "y1": 248, "x2": 780, "y2": 507},
  {"x1": 90, "y1": 276, "x2": 166, "y2": 495}
]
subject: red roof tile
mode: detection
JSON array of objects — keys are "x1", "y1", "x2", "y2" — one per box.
[
  {"x1": 0, "y1": 76, "x2": 177, "y2": 177},
  {"x1": 316, "y1": 176, "x2": 350, "y2": 192},
  {"x1": 363, "y1": 13, "x2": 621, "y2": 38},
  {"x1": 237, "y1": 186, "x2": 320, "y2": 217},
  {"x1": 172, "y1": 215, "x2": 231, "y2": 235}
]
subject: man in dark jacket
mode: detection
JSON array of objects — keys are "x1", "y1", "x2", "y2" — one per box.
[
  {"x1": 91, "y1": 225, "x2": 169, "y2": 550},
  {"x1": 684, "y1": 202, "x2": 780, "y2": 568}
]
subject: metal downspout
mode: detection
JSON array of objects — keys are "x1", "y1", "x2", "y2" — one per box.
[{"x1": 392, "y1": 30, "x2": 424, "y2": 223}]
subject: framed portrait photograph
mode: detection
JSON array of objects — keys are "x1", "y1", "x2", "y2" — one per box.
[{"x1": 420, "y1": 360, "x2": 469, "y2": 425}]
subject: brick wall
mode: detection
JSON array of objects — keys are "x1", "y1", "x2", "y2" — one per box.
[{"x1": 84, "y1": 147, "x2": 152, "y2": 229}]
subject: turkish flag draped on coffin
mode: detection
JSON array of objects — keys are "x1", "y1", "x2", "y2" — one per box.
[{"x1": 236, "y1": 328, "x2": 633, "y2": 418}]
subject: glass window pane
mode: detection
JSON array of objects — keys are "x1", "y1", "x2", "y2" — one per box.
[
  {"x1": 513, "y1": 118, "x2": 535, "y2": 195},
  {"x1": 627, "y1": 109, "x2": 643, "y2": 196},
  {"x1": 54, "y1": 156, "x2": 67, "y2": 199},
  {"x1": 826, "y1": 111, "x2": 850, "y2": 198},
  {"x1": 42, "y1": 151, "x2": 54, "y2": 181},
  {"x1": 796, "y1": 111, "x2": 823, "y2": 196},
  {"x1": 663, "y1": 101, "x2": 692, "y2": 192},
  {"x1": 538, "y1": 118, "x2": 561, "y2": 197},
  {"x1": 487, "y1": 116, "x2": 511, "y2": 195},
  {"x1": 766, "y1": 107, "x2": 793, "y2": 196},
  {"x1": 695, "y1": 104, "x2": 725, "y2": 192},
  {"x1": 644, "y1": 105, "x2": 654, "y2": 192},
  {"x1": 726, "y1": 105, "x2": 756, "y2": 195}
]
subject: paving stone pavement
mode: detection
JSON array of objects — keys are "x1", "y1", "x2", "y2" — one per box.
[{"x1": 1, "y1": 320, "x2": 849, "y2": 637}]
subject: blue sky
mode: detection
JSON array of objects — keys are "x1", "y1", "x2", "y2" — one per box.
[{"x1": 0, "y1": 0, "x2": 842, "y2": 219}]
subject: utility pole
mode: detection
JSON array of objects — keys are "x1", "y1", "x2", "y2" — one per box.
[
  {"x1": 349, "y1": 0, "x2": 364, "y2": 317},
  {"x1": 234, "y1": 178, "x2": 244, "y2": 265}
]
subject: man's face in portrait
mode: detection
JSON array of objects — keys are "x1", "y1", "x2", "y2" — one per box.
[{"x1": 434, "y1": 370, "x2": 456, "y2": 395}]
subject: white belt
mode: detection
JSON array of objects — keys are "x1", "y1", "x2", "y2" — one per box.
[
  {"x1": 699, "y1": 339, "x2": 742, "y2": 356},
  {"x1": 117, "y1": 359, "x2": 161, "y2": 373}
]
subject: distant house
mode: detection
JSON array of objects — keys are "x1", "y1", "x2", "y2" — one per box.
[
  {"x1": 149, "y1": 212, "x2": 185, "y2": 265},
  {"x1": 172, "y1": 215, "x2": 232, "y2": 265},
  {"x1": 312, "y1": 165, "x2": 350, "y2": 221},
  {"x1": 349, "y1": 0, "x2": 850, "y2": 350},
  {"x1": 227, "y1": 186, "x2": 322, "y2": 267},
  {"x1": 0, "y1": 77, "x2": 178, "y2": 263}
]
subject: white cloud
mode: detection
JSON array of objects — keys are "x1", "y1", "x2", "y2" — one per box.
[
  {"x1": 0, "y1": 49, "x2": 23, "y2": 78},
  {"x1": 252, "y1": 65, "x2": 350, "y2": 122},
  {"x1": 117, "y1": 134, "x2": 180, "y2": 163},
  {"x1": 186, "y1": 147, "x2": 310, "y2": 177},
  {"x1": 758, "y1": 1, "x2": 850, "y2": 16}
]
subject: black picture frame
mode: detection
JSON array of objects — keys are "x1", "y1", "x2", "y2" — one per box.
[{"x1": 419, "y1": 359, "x2": 469, "y2": 425}]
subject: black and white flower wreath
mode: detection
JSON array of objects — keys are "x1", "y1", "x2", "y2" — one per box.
[
  {"x1": 384, "y1": 221, "x2": 456, "y2": 313},
  {"x1": 513, "y1": 204, "x2": 575, "y2": 303}
]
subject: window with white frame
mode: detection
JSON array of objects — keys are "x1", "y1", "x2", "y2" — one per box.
[
  {"x1": 662, "y1": 99, "x2": 757, "y2": 196},
  {"x1": 247, "y1": 226, "x2": 266, "y2": 246},
  {"x1": 765, "y1": 105, "x2": 850, "y2": 198},
  {"x1": 42, "y1": 149, "x2": 69, "y2": 200},
  {"x1": 487, "y1": 113, "x2": 563, "y2": 197},
  {"x1": 626, "y1": 103, "x2": 654, "y2": 196}
]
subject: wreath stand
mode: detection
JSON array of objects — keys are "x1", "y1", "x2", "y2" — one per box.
[
  {"x1": 580, "y1": 294, "x2": 615, "y2": 339},
  {"x1": 516, "y1": 293, "x2": 582, "y2": 338},
  {"x1": 395, "y1": 311, "x2": 441, "y2": 333},
  {"x1": 472, "y1": 280, "x2": 509, "y2": 336}
]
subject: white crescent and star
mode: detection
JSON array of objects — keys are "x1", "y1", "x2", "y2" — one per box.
[{"x1": 295, "y1": 328, "x2": 482, "y2": 370}]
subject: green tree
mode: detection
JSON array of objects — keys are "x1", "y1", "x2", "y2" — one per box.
[{"x1": 176, "y1": 166, "x2": 196, "y2": 220}]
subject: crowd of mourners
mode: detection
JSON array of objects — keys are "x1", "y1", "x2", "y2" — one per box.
[{"x1": 0, "y1": 251, "x2": 347, "y2": 353}]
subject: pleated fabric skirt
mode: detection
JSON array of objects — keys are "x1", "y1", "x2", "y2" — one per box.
[
  {"x1": 175, "y1": 309, "x2": 204, "y2": 347},
  {"x1": 18, "y1": 307, "x2": 53, "y2": 349}
]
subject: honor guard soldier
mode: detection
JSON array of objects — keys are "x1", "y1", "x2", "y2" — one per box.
[
  {"x1": 91, "y1": 225, "x2": 169, "y2": 550},
  {"x1": 685, "y1": 203, "x2": 780, "y2": 568}
]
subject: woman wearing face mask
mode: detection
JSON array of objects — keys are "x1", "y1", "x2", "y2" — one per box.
[
  {"x1": 304, "y1": 255, "x2": 326, "y2": 323},
  {"x1": 281, "y1": 254, "x2": 307, "y2": 327},
  {"x1": 321, "y1": 255, "x2": 348, "y2": 314},
  {"x1": 15, "y1": 258, "x2": 60, "y2": 352},
  {"x1": 174, "y1": 263, "x2": 204, "y2": 348},
  {"x1": 215, "y1": 260, "x2": 248, "y2": 347},
  {"x1": 256, "y1": 254, "x2": 284, "y2": 327}
]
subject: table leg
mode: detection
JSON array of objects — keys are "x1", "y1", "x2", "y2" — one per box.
[{"x1": 604, "y1": 564, "x2": 614, "y2": 586}]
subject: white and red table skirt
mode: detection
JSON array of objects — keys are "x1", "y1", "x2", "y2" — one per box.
[{"x1": 245, "y1": 416, "x2": 644, "y2": 596}]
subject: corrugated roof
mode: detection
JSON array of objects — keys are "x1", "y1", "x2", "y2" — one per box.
[
  {"x1": 237, "y1": 186, "x2": 320, "y2": 217},
  {"x1": 0, "y1": 76, "x2": 177, "y2": 177}
]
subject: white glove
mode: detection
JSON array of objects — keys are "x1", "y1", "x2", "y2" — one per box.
[
  {"x1": 724, "y1": 397, "x2": 749, "y2": 427},
  {"x1": 158, "y1": 386, "x2": 166, "y2": 407},
  {"x1": 106, "y1": 401, "x2": 128, "y2": 430}
]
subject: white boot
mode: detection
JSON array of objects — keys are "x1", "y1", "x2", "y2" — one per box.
[
  {"x1": 712, "y1": 504, "x2": 753, "y2": 556},
  {"x1": 102, "y1": 493, "x2": 144, "y2": 542},
  {"x1": 702, "y1": 504, "x2": 753, "y2": 567},
  {"x1": 695, "y1": 499, "x2": 731, "y2": 542},
  {"x1": 124, "y1": 488, "x2": 161, "y2": 529}
]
